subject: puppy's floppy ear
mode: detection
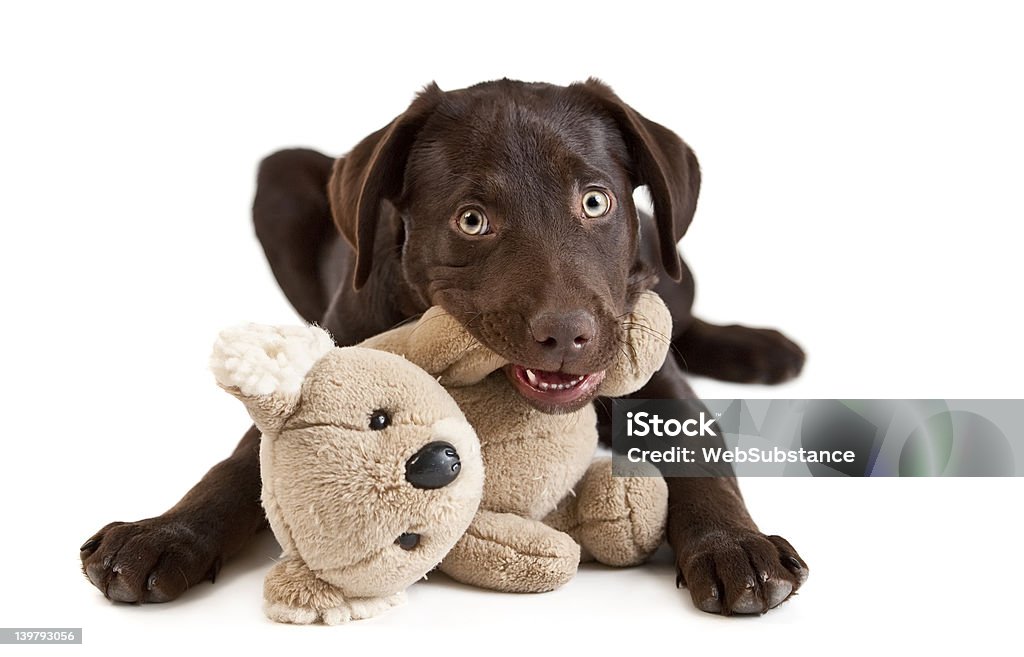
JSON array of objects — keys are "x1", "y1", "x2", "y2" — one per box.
[
  {"x1": 328, "y1": 82, "x2": 445, "y2": 290},
  {"x1": 574, "y1": 78, "x2": 701, "y2": 281}
]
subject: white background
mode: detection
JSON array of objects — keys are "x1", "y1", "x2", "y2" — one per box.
[{"x1": 2, "y1": 1, "x2": 1022, "y2": 655}]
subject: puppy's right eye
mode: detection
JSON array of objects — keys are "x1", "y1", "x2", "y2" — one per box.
[
  {"x1": 369, "y1": 409, "x2": 391, "y2": 431},
  {"x1": 456, "y1": 208, "x2": 490, "y2": 236}
]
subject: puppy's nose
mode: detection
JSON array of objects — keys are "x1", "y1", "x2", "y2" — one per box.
[
  {"x1": 530, "y1": 310, "x2": 597, "y2": 360},
  {"x1": 405, "y1": 441, "x2": 461, "y2": 489}
]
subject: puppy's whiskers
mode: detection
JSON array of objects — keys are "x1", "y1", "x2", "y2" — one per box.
[{"x1": 620, "y1": 314, "x2": 686, "y2": 365}]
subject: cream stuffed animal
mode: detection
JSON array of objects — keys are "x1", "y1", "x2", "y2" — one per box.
[
  {"x1": 211, "y1": 328, "x2": 484, "y2": 624},
  {"x1": 210, "y1": 289, "x2": 671, "y2": 624},
  {"x1": 361, "y1": 290, "x2": 672, "y2": 593}
]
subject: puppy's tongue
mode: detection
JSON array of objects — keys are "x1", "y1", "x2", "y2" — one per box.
[{"x1": 508, "y1": 365, "x2": 605, "y2": 408}]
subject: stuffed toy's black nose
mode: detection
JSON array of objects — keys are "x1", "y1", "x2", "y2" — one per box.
[{"x1": 405, "y1": 441, "x2": 461, "y2": 489}]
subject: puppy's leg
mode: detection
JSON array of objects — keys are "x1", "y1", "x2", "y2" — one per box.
[
  {"x1": 625, "y1": 356, "x2": 810, "y2": 614},
  {"x1": 252, "y1": 148, "x2": 341, "y2": 325},
  {"x1": 544, "y1": 458, "x2": 667, "y2": 567},
  {"x1": 440, "y1": 510, "x2": 579, "y2": 593},
  {"x1": 674, "y1": 318, "x2": 805, "y2": 384},
  {"x1": 649, "y1": 252, "x2": 805, "y2": 384}
]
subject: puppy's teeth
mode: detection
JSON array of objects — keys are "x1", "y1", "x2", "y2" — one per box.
[
  {"x1": 525, "y1": 368, "x2": 539, "y2": 387},
  {"x1": 538, "y1": 381, "x2": 549, "y2": 390}
]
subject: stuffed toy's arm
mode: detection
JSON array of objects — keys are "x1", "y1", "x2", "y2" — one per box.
[
  {"x1": 598, "y1": 291, "x2": 673, "y2": 398},
  {"x1": 360, "y1": 307, "x2": 508, "y2": 386}
]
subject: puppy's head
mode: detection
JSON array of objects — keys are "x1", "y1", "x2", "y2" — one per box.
[
  {"x1": 211, "y1": 325, "x2": 483, "y2": 598},
  {"x1": 329, "y1": 79, "x2": 699, "y2": 413}
]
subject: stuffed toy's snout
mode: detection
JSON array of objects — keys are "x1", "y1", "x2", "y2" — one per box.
[{"x1": 211, "y1": 324, "x2": 483, "y2": 624}]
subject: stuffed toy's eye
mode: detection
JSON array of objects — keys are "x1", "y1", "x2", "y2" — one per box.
[
  {"x1": 369, "y1": 409, "x2": 391, "y2": 431},
  {"x1": 396, "y1": 532, "x2": 421, "y2": 550},
  {"x1": 582, "y1": 190, "x2": 611, "y2": 218},
  {"x1": 457, "y1": 209, "x2": 489, "y2": 235}
]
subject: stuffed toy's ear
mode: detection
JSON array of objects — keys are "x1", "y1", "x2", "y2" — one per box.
[
  {"x1": 599, "y1": 291, "x2": 673, "y2": 397},
  {"x1": 210, "y1": 323, "x2": 335, "y2": 431}
]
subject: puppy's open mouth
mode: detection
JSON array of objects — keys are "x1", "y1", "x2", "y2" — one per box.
[{"x1": 506, "y1": 365, "x2": 606, "y2": 411}]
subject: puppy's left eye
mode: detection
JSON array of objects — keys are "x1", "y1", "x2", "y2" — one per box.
[{"x1": 582, "y1": 190, "x2": 611, "y2": 218}]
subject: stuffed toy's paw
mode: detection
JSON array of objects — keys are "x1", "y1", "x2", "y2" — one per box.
[
  {"x1": 440, "y1": 510, "x2": 580, "y2": 593},
  {"x1": 263, "y1": 556, "x2": 407, "y2": 625},
  {"x1": 211, "y1": 323, "x2": 485, "y2": 624},
  {"x1": 545, "y1": 458, "x2": 667, "y2": 567}
]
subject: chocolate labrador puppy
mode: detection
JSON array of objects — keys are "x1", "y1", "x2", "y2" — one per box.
[{"x1": 80, "y1": 78, "x2": 809, "y2": 614}]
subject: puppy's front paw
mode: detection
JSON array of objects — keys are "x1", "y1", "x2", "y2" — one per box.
[
  {"x1": 677, "y1": 529, "x2": 808, "y2": 615},
  {"x1": 80, "y1": 515, "x2": 222, "y2": 603}
]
